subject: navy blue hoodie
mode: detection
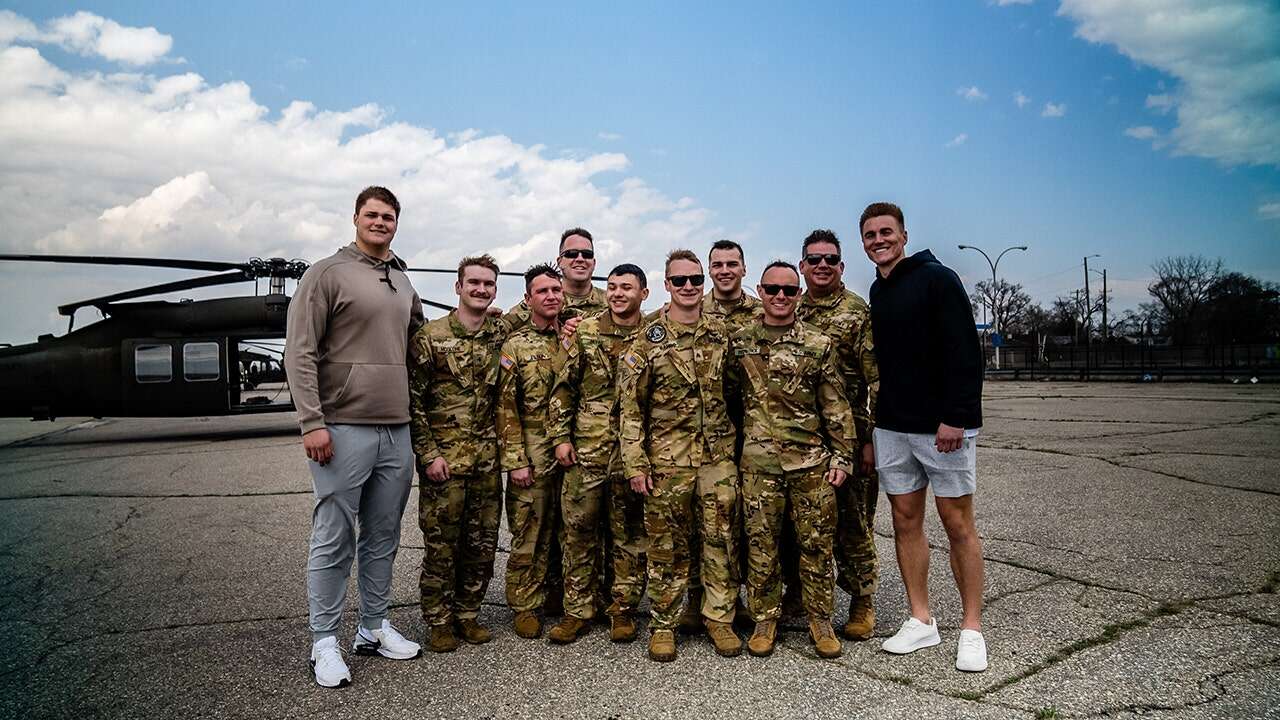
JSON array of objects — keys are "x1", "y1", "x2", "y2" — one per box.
[{"x1": 869, "y1": 249, "x2": 983, "y2": 433}]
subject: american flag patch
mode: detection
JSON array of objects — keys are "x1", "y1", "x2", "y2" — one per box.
[
  {"x1": 562, "y1": 336, "x2": 572, "y2": 350},
  {"x1": 500, "y1": 353, "x2": 516, "y2": 370},
  {"x1": 623, "y1": 353, "x2": 640, "y2": 369}
]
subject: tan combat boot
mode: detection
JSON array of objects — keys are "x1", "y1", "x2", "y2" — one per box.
[
  {"x1": 705, "y1": 619, "x2": 743, "y2": 657},
  {"x1": 428, "y1": 623, "x2": 459, "y2": 653},
  {"x1": 547, "y1": 616, "x2": 590, "y2": 645},
  {"x1": 456, "y1": 618, "x2": 491, "y2": 645},
  {"x1": 679, "y1": 588, "x2": 704, "y2": 635},
  {"x1": 842, "y1": 595, "x2": 875, "y2": 641},
  {"x1": 747, "y1": 620, "x2": 777, "y2": 657},
  {"x1": 648, "y1": 629, "x2": 677, "y2": 662},
  {"x1": 513, "y1": 610, "x2": 542, "y2": 639},
  {"x1": 809, "y1": 618, "x2": 843, "y2": 659},
  {"x1": 610, "y1": 613, "x2": 637, "y2": 643}
]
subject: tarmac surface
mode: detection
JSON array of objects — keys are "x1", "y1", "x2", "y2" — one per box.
[{"x1": 0, "y1": 381, "x2": 1276, "y2": 719}]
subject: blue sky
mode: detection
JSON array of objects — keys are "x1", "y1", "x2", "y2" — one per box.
[{"x1": 1, "y1": 1, "x2": 1277, "y2": 339}]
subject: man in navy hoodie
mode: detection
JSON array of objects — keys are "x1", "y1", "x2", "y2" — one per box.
[{"x1": 860, "y1": 202, "x2": 988, "y2": 673}]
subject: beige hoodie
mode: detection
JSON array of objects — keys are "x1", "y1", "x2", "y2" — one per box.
[{"x1": 285, "y1": 243, "x2": 424, "y2": 434}]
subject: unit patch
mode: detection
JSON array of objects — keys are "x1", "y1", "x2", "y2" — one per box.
[{"x1": 646, "y1": 324, "x2": 667, "y2": 343}]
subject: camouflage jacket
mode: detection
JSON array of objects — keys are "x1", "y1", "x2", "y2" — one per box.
[
  {"x1": 409, "y1": 311, "x2": 504, "y2": 475},
  {"x1": 497, "y1": 321, "x2": 567, "y2": 474},
  {"x1": 796, "y1": 283, "x2": 878, "y2": 446},
  {"x1": 617, "y1": 312, "x2": 735, "y2": 478},
  {"x1": 548, "y1": 312, "x2": 642, "y2": 469},
  {"x1": 726, "y1": 321, "x2": 855, "y2": 474},
  {"x1": 701, "y1": 292, "x2": 761, "y2": 335},
  {"x1": 501, "y1": 285, "x2": 608, "y2": 334}
]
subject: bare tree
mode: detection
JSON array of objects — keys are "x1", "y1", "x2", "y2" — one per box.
[
  {"x1": 970, "y1": 279, "x2": 1032, "y2": 338},
  {"x1": 1148, "y1": 255, "x2": 1223, "y2": 343}
]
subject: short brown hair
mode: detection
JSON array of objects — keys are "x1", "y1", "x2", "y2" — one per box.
[
  {"x1": 355, "y1": 186, "x2": 400, "y2": 218},
  {"x1": 664, "y1": 248, "x2": 701, "y2": 275},
  {"x1": 859, "y1": 202, "x2": 905, "y2": 234},
  {"x1": 524, "y1": 262, "x2": 562, "y2": 292},
  {"x1": 709, "y1": 239, "x2": 744, "y2": 262},
  {"x1": 559, "y1": 227, "x2": 594, "y2": 250},
  {"x1": 458, "y1": 254, "x2": 499, "y2": 281}
]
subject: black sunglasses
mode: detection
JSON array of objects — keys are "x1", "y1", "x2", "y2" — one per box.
[
  {"x1": 560, "y1": 249, "x2": 595, "y2": 260},
  {"x1": 760, "y1": 284, "x2": 801, "y2": 297},
  {"x1": 666, "y1": 274, "x2": 705, "y2": 287},
  {"x1": 804, "y1": 253, "x2": 841, "y2": 266}
]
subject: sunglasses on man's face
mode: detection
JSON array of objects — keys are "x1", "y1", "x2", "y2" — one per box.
[
  {"x1": 760, "y1": 284, "x2": 801, "y2": 297},
  {"x1": 560, "y1": 249, "x2": 595, "y2": 260},
  {"x1": 803, "y1": 253, "x2": 841, "y2": 267},
  {"x1": 667, "y1": 274, "x2": 705, "y2": 288}
]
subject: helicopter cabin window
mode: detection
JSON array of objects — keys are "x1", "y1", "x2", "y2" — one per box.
[
  {"x1": 183, "y1": 342, "x2": 221, "y2": 382},
  {"x1": 134, "y1": 344, "x2": 173, "y2": 383}
]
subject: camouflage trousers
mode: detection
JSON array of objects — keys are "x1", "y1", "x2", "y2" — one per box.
[
  {"x1": 645, "y1": 460, "x2": 739, "y2": 629},
  {"x1": 560, "y1": 460, "x2": 647, "y2": 619},
  {"x1": 418, "y1": 469, "x2": 502, "y2": 626},
  {"x1": 835, "y1": 472, "x2": 879, "y2": 598},
  {"x1": 504, "y1": 467, "x2": 564, "y2": 613},
  {"x1": 742, "y1": 466, "x2": 837, "y2": 621}
]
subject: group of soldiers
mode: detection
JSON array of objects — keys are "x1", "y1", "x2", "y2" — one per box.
[{"x1": 409, "y1": 227, "x2": 881, "y2": 662}]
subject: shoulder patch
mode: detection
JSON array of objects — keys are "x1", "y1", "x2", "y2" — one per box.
[
  {"x1": 561, "y1": 335, "x2": 573, "y2": 350},
  {"x1": 499, "y1": 353, "x2": 516, "y2": 371},
  {"x1": 623, "y1": 352, "x2": 641, "y2": 370},
  {"x1": 646, "y1": 324, "x2": 667, "y2": 343}
]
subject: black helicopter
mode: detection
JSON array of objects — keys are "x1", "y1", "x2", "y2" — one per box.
[{"x1": 0, "y1": 253, "x2": 529, "y2": 420}]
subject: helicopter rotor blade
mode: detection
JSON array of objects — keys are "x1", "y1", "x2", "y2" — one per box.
[
  {"x1": 58, "y1": 270, "x2": 253, "y2": 316},
  {"x1": 0, "y1": 253, "x2": 245, "y2": 273},
  {"x1": 422, "y1": 298, "x2": 455, "y2": 312},
  {"x1": 405, "y1": 267, "x2": 607, "y2": 281}
]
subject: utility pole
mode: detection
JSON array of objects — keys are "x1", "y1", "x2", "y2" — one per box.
[
  {"x1": 958, "y1": 243, "x2": 1028, "y2": 370},
  {"x1": 1102, "y1": 269, "x2": 1108, "y2": 343},
  {"x1": 1083, "y1": 254, "x2": 1100, "y2": 374}
]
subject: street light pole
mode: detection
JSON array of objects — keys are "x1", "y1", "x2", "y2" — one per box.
[{"x1": 958, "y1": 244, "x2": 1028, "y2": 370}]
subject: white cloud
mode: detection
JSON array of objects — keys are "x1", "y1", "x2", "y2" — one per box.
[
  {"x1": 1144, "y1": 93, "x2": 1175, "y2": 114},
  {"x1": 945, "y1": 133, "x2": 969, "y2": 148},
  {"x1": 1042, "y1": 102, "x2": 1067, "y2": 117},
  {"x1": 0, "y1": 10, "x2": 174, "y2": 66},
  {"x1": 1124, "y1": 125, "x2": 1158, "y2": 140},
  {"x1": 992, "y1": 0, "x2": 1033, "y2": 5},
  {"x1": 597, "y1": 131, "x2": 622, "y2": 141},
  {"x1": 0, "y1": 13, "x2": 719, "y2": 339},
  {"x1": 1059, "y1": 0, "x2": 1280, "y2": 167},
  {"x1": 1013, "y1": 91, "x2": 1030, "y2": 108},
  {"x1": 1259, "y1": 202, "x2": 1280, "y2": 221},
  {"x1": 957, "y1": 85, "x2": 988, "y2": 102}
]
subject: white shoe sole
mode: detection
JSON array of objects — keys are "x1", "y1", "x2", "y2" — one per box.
[
  {"x1": 881, "y1": 632, "x2": 941, "y2": 655},
  {"x1": 956, "y1": 658, "x2": 988, "y2": 672},
  {"x1": 309, "y1": 660, "x2": 351, "y2": 688},
  {"x1": 352, "y1": 639, "x2": 422, "y2": 660}
]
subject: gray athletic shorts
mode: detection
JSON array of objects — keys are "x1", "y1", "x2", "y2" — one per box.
[{"x1": 873, "y1": 427, "x2": 977, "y2": 498}]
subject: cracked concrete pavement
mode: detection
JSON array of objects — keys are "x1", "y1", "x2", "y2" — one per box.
[{"x1": 0, "y1": 382, "x2": 1276, "y2": 719}]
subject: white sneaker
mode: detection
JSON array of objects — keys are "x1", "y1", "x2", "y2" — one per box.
[
  {"x1": 310, "y1": 636, "x2": 351, "y2": 688},
  {"x1": 352, "y1": 619, "x2": 422, "y2": 660},
  {"x1": 881, "y1": 616, "x2": 941, "y2": 655},
  {"x1": 955, "y1": 628, "x2": 988, "y2": 672}
]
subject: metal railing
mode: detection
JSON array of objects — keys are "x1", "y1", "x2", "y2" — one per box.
[{"x1": 982, "y1": 342, "x2": 1280, "y2": 380}]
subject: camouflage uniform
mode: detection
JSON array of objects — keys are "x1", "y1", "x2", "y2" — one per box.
[
  {"x1": 548, "y1": 312, "x2": 647, "y2": 620},
  {"x1": 618, "y1": 313, "x2": 739, "y2": 629},
  {"x1": 701, "y1": 292, "x2": 761, "y2": 334},
  {"x1": 726, "y1": 321, "x2": 855, "y2": 620},
  {"x1": 409, "y1": 311, "x2": 504, "y2": 628},
  {"x1": 502, "y1": 285, "x2": 608, "y2": 334},
  {"x1": 497, "y1": 321, "x2": 568, "y2": 613},
  {"x1": 796, "y1": 283, "x2": 880, "y2": 599}
]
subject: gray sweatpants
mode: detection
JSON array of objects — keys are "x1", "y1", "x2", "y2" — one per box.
[{"x1": 307, "y1": 423, "x2": 414, "y2": 641}]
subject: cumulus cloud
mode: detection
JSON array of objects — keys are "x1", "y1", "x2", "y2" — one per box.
[
  {"x1": 597, "y1": 131, "x2": 622, "y2": 141},
  {"x1": 1259, "y1": 202, "x2": 1280, "y2": 221},
  {"x1": 956, "y1": 85, "x2": 988, "y2": 102},
  {"x1": 1144, "y1": 93, "x2": 1175, "y2": 114},
  {"x1": 1059, "y1": 0, "x2": 1280, "y2": 167},
  {"x1": 0, "y1": 10, "x2": 173, "y2": 65},
  {"x1": 1013, "y1": 91, "x2": 1030, "y2": 108},
  {"x1": 1124, "y1": 125, "x2": 1158, "y2": 140},
  {"x1": 1042, "y1": 102, "x2": 1067, "y2": 117},
  {"x1": 0, "y1": 12, "x2": 720, "y2": 339},
  {"x1": 945, "y1": 133, "x2": 969, "y2": 148}
]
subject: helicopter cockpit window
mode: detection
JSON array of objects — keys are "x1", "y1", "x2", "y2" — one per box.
[
  {"x1": 183, "y1": 342, "x2": 221, "y2": 382},
  {"x1": 135, "y1": 344, "x2": 173, "y2": 383}
]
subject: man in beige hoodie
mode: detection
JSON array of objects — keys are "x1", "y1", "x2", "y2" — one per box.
[{"x1": 285, "y1": 186, "x2": 424, "y2": 688}]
